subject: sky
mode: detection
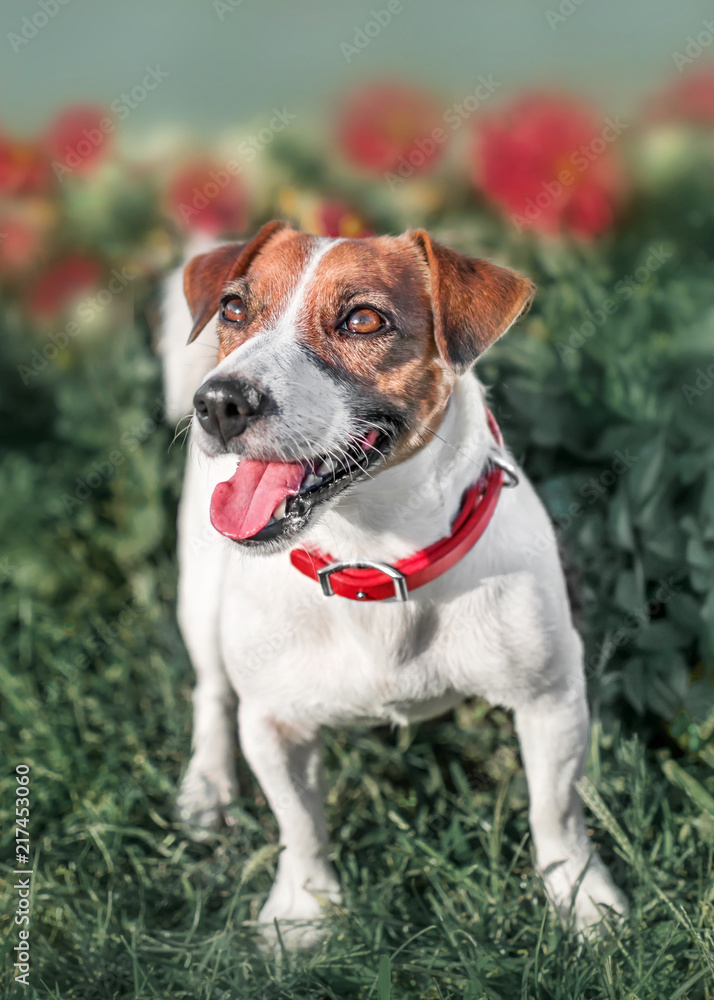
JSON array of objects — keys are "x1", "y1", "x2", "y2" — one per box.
[{"x1": 2, "y1": 0, "x2": 712, "y2": 136}]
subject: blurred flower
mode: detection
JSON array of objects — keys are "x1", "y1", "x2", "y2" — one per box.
[
  {"x1": 166, "y1": 158, "x2": 248, "y2": 234},
  {"x1": 337, "y1": 83, "x2": 443, "y2": 174},
  {"x1": 44, "y1": 105, "x2": 114, "y2": 177},
  {"x1": 634, "y1": 125, "x2": 708, "y2": 189},
  {"x1": 28, "y1": 254, "x2": 103, "y2": 318},
  {"x1": 646, "y1": 66, "x2": 714, "y2": 126},
  {"x1": 474, "y1": 93, "x2": 627, "y2": 239},
  {"x1": 124, "y1": 227, "x2": 176, "y2": 277},
  {"x1": 0, "y1": 199, "x2": 56, "y2": 275},
  {"x1": 317, "y1": 199, "x2": 372, "y2": 237},
  {"x1": 0, "y1": 216, "x2": 42, "y2": 275},
  {"x1": 0, "y1": 134, "x2": 51, "y2": 195},
  {"x1": 277, "y1": 188, "x2": 372, "y2": 237}
]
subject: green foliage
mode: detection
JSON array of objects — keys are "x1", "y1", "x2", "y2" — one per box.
[{"x1": 479, "y1": 173, "x2": 714, "y2": 740}]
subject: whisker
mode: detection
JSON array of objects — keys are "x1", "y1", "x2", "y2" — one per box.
[
  {"x1": 418, "y1": 424, "x2": 494, "y2": 476},
  {"x1": 169, "y1": 413, "x2": 194, "y2": 452}
]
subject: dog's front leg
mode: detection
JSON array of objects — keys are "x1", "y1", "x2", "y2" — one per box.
[
  {"x1": 239, "y1": 703, "x2": 341, "y2": 948},
  {"x1": 175, "y1": 456, "x2": 239, "y2": 835},
  {"x1": 513, "y1": 644, "x2": 628, "y2": 932}
]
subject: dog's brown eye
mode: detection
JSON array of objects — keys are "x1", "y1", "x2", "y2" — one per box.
[
  {"x1": 221, "y1": 296, "x2": 246, "y2": 324},
  {"x1": 345, "y1": 308, "x2": 383, "y2": 335}
]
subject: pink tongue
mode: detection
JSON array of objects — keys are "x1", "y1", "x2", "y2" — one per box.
[{"x1": 210, "y1": 459, "x2": 305, "y2": 540}]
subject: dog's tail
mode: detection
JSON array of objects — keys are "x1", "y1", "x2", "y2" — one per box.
[{"x1": 158, "y1": 236, "x2": 220, "y2": 425}]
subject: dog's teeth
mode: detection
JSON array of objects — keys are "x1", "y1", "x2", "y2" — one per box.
[
  {"x1": 302, "y1": 473, "x2": 323, "y2": 490},
  {"x1": 316, "y1": 460, "x2": 331, "y2": 477},
  {"x1": 273, "y1": 499, "x2": 287, "y2": 520}
]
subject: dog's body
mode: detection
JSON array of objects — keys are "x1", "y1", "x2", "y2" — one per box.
[{"x1": 160, "y1": 223, "x2": 626, "y2": 945}]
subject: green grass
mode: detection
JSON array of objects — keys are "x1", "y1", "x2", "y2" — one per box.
[{"x1": 1, "y1": 648, "x2": 714, "y2": 999}]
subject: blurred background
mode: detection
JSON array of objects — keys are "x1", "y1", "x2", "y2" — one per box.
[{"x1": 2, "y1": 0, "x2": 714, "y2": 994}]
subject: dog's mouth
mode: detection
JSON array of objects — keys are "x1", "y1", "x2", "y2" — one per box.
[{"x1": 209, "y1": 423, "x2": 396, "y2": 546}]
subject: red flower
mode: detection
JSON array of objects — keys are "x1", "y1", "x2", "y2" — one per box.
[
  {"x1": 0, "y1": 202, "x2": 54, "y2": 275},
  {"x1": 317, "y1": 200, "x2": 372, "y2": 238},
  {"x1": 474, "y1": 93, "x2": 626, "y2": 239},
  {"x1": 338, "y1": 84, "x2": 443, "y2": 174},
  {"x1": 0, "y1": 135, "x2": 51, "y2": 195},
  {"x1": 28, "y1": 254, "x2": 103, "y2": 318},
  {"x1": 646, "y1": 66, "x2": 714, "y2": 125},
  {"x1": 0, "y1": 217, "x2": 42, "y2": 274},
  {"x1": 166, "y1": 159, "x2": 247, "y2": 234},
  {"x1": 44, "y1": 104, "x2": 113, "y2": 176}
]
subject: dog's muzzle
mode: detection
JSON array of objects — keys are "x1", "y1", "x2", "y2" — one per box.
[{"x1": 193, "y1": 377, "x2": 272, "y2": 445}]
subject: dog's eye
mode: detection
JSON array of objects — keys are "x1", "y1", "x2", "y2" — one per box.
[
  {"x1": 221, "y1": 296, "x2": 247, "y2": 324},
  {"x1": 343, "y1": 308, "x2": 383, "y2": 335}
]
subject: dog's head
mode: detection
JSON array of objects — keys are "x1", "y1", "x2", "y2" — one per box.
[{"x1": 185, "y1": 220, "x2": 534, "y2": 551}]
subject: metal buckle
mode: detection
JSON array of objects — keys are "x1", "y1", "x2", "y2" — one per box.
[
  {"x1": 317, "y1": 559, "x2": 409, "y2": 602},
  {"x1": 491, "y1": 454, "x2": 519, "y2": 488}
]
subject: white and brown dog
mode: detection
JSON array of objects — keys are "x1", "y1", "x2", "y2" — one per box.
[{"x1": 160, "y1": 220, "x2": 627, "y2": 946}]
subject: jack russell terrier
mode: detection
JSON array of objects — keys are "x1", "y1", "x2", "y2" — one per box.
[{"x1": 159, "y1": 220, "x2": 627, "y2": 946}]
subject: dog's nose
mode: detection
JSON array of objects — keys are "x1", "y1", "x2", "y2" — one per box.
[{"x1": 193, "y1": 378, "x2": 270, "y2": 443}]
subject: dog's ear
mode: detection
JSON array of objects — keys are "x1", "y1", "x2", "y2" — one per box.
[
  {"x1": 184, "y1": 220, "x2": 287, "y2": 343},
  {"x1": 408, "y1": 229, "x2": 535, "y2": 375}
]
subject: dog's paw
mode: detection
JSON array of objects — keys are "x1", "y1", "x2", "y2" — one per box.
[
  {"x1": 543, "y1": 856, "x2": 629, "y2": 935},
  {"x1": 571, "y1": 865, "x2": 629, "y2": 935},
  {"x1": 175, "y1": 766, "x2": 238, "y2": 839},
  {"x1": 257, "y1": 870, "x2": 342, "y2": 951}
]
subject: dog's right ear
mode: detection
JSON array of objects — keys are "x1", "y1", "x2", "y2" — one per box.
[
  {"x1": 408, "y1": 229, "x2": 536, "y2": 374},
  {"x1": 184, "y1": 220, "x2": 287, "y2": 343}
]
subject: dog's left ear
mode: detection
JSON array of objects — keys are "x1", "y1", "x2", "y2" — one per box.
[
  {"x1": 409, "y1": 230, "x2": 536, "y2": 375},
  {"x1": 184, "y1": 220, "x2": 287, "y2": 343}
]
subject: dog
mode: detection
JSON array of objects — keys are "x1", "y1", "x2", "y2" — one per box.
[{"x1": 159, "y1": 220, "x2": 627, "y2": 947}]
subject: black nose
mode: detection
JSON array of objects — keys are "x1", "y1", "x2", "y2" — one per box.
[{"x1": 193, "y1": 378, "x2": 270, "y2": 444}]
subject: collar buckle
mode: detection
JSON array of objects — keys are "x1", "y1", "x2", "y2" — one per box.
[
  {"x1": 491, "y1": 454, "x2": 519, "y2": 488},
  {"x1": 317, "y1": 560, "x2": 409, "y2": 602}
]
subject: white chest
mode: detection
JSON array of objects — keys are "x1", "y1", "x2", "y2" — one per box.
[{"x1": 218, "y1": 549, "x2": 551, "y2": 727}]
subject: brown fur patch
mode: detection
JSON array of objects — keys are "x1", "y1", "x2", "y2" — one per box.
[
  {"x1": 184, "y1": 219, "x2": 288, "y2": 344},
  {"x1": 409, "y1": 229, "x2": 536, "y2": 375},
  {"x1": 215, "y1": 230, "x2": 319, "y2": 361}
]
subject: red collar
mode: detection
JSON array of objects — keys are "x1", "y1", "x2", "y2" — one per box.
[{"x1": 289, "y1": 409, "x2": 515, "y2": 602}]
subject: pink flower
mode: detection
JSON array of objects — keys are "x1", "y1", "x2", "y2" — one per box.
[
  {"x1": 28, "y1": 254, "x2": 103, "y2": 318},
  {"x1": 474, "y1": 93, "x2": 626, "y2": 239},
  {"x1": 166, "y1": 159, "x2": 248, "y2": 234},
  {"x1": 316, "y1": 200, "x2": 372, "y2": 238},
  {"x1": 0, "y1": 217, "x2": 42, "y2": 274},
  {"x1": 338, "y1": 84, "x2": 444, "y2": 174},
  {"x1": 0, "y1": 202, "x2": 54, "y2": 275},
  {"x1": 0, "y1": 135, "x2": 51, "y2": 195},
  {"x1": 646, "y1": 66, "x2": 714, "y2": 126},
  {"x1": 44, "y1": 105, "x2": 114, "y2": 176}
]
